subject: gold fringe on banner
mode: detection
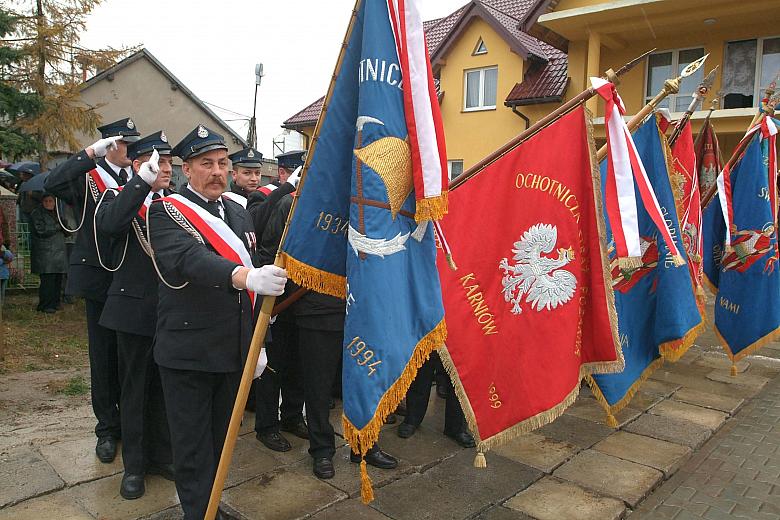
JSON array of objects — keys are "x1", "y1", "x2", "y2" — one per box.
[
  {"x1": 414, "y1": 192, "x2": 449, "y2": 222},
  {"x1": 659, "y1": 320, "x2": 705, "y2": 362},
  {"x1": 342, "y1": 319, "x2": 447, "y2": 503},
  {"x1": 618, "y1": 256, "x2": 644, "y2": 270},
  {"x1": 586, "y1": 356, "x2": 665, "y2": 428},
  {"x1": 671, "y1": 254, "x2": 687, "y2": 267},
  {"x1": 716, "y1": 323, "x2": 780, "y2": 366},
  {"x1": 281, "y1": 253, "x2": 346, "y2": 299}
]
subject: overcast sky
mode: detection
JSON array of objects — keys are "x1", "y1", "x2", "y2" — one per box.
[{"x1": 80, "y1": 0, "x2": 468, "y2": 158}]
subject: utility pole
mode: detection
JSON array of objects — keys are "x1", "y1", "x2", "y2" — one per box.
[{"x1": 246, "y1": 63, "x2": 263, "y2": 148}]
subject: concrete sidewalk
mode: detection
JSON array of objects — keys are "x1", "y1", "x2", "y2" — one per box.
[{"x1": 1, "y1": 329, "x2": 779, "y2": 519}]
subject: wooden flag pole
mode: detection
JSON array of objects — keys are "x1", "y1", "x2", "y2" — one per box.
[
  {"x1": 203, "y1": 1, "x2": 362, "y2": 518},
  {"x1": 449, "y1": 49, "x2": 655, "y2": 191}
]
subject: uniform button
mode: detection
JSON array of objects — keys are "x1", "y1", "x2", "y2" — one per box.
[
  {"x1": 184, "y1": 321, "x2": 189, "y2": 326},
  {"x1": 120, "y1": 288, "x2": 125, "y2": 292},
  {"x1": 81, "y1": 258, "x2": 86, "y2": 262}
]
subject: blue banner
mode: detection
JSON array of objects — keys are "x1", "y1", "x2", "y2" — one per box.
[
  {"x1": 281, "y1": 0, "x2": 446, "y2": 472},
  {"x1": 714, "y1": 125, "x2": 780, "y2": 360},
  {"x1": 589, "y1": 116, "x2": 702, "y2": 423}
]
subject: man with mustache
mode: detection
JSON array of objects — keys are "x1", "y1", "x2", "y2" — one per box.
[
  {"x1": 148, "y1": 125, "x2": 287, "y2": 520},
  {"x1": 95, "y1": 132, "x2": 175, "y2": 500}
]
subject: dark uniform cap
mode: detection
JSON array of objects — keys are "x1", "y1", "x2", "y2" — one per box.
[
  {"x1": 229, "y1": 147, "x2": 264, "y2": 168},
  {"x1": 171, "y1": 125, "x2": 228, "y2": 161},
  {"x1": 127, "y1": 131, "x2": 172, "y2": 160},
  {"x1": 276, "y1": 150, "x2": 306, "y2": 170},
  {"x1": 97, "y1": 117, "x2": 141, "y2": 142}
]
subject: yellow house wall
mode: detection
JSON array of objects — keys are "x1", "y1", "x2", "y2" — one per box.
[{"x1": 438, "y1": 17, "x2": 560, "y2": 171}]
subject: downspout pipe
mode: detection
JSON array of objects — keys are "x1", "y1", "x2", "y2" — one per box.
[{"x1": 511, "y1": 105, "x2": 531, "y2": 129}]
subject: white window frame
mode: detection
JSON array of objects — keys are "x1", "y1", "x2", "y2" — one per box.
[
  {"x1": 447, "y1": 160, "x2": 464, "y2": 181},
  {"x1": 727, "y1": 35, "x2": 780, "y2": 107},
  {"x1": 644, "y1": 46, "x2": 705, "y2": 112},
  {"x1": 463, "y1": 66, "x2": 498, "y2": 112},
  {"x1": 473, "y1": 38, "x2": 488, "y2": 56}
]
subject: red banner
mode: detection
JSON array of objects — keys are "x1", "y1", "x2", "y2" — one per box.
[
  {"x1": 670, "y1": 122, "x2": 705, "y2": 309},
  {"x1": 438, "y1": 107, "x2": 623, "y2": 454}
]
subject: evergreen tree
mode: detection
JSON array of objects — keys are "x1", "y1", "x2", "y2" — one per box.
[
  {"x1": 0, "y1": 8, "x2": 42, "y2": 160},
  {"x1": 2, "y1": 0, "x2": 136, "y2": 161}
]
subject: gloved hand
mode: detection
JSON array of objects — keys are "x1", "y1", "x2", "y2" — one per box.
[
  {"x1": 137, "y1": 149, "x2": 160, "y2": 185},
  {"x1": 245, "y1": 265, "x2": 287, "y2": 296},
  {"x1": 90, "y1": 136, "x2": 123, "y2": 158},
  {"x1": 286, "y1": 166, "x2": 302, "y2": 188}
]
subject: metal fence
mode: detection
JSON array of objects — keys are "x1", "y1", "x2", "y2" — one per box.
[{"x1": 10, "y1": 222, "x2": 38, "y2": 289}]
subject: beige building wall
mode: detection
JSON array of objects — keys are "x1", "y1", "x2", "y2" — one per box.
[{"x1": 77, "y1": 55, "x2": 246, "y2": 155}]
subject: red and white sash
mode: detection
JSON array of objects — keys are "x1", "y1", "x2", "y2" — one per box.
[
  {"x1": 592, "y1": 77, "x2": 684, "y2": 267},
  {"x1": 159, "y1": 194, "x2": 255, "y2": 308},
  {"x1": 257, "y1": 183, "x2": 278, "y2": 197},
  {"x1": 221, "y1": 191, "x2": 247, "y2": 208},
  {"x1": 89, "y1": 165, "x2": 153, "y2": 220},
  {"x1": 717, "y1": 118, "x2": 777, "y2": 248}
]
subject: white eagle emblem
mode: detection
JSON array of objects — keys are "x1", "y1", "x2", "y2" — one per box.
[
  {"x1": 247, "y1": 149, "x2": 255, "y2": 158},
  {"x1": 197, "y1": 125, "x2": 209, "y2": 138},
  {"x1": 499, "y1": 223, "x2": 577, "y2": 315}
]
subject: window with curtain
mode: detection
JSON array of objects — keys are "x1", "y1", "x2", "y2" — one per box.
[
  {"x1": 645, "y1": 47, "x2": 705, "y2": 111},
  {"x1": 464, "y1": 66, "x2": 498, "y2": 111},
  {"x1": 722, "y1": 37, "x2": 780, "y2": 109}
]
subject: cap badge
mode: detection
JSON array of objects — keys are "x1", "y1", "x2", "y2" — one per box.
[
  {"x1": 247, "y1": 150, "x2": 255, "y2": 158},
  {"x1": 127, "y1": 119, "x2": 135, "y2": 129},
  {"x1": 197, "y1": 125, "x2": 209, "y2": 138},
  {"x1": 160, "y1": 131, "x2": 168, "y2": 143}
]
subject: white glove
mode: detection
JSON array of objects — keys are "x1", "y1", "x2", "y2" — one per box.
[
  {"x1": 246, "y1": 265, "x2": 287, "y2": 296},
  {"x1": 286, "y1": 166, "x2": 302, "y2": 188},
  {"x1": 90, "y1": 136, "x2": 123, "y2": 158},
  {"x1": 137, "y1": 149, "x2": 160, "y2": 185}
]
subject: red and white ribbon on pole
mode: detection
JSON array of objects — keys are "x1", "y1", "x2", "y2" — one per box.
[
  {"x1": 591, "y1": 77, "x2": 685, "y2": 268},
  {"x1": 387, "y1": 0, "x2": 448, "y2": 222},
  {"x1": 716, "y1": 119, "x2": 774, "y2": 248}
]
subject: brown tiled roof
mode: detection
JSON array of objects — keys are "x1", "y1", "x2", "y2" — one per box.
[
  {"x1": 505, "y1": 40, "x2": 568, "y2": 105},
  {"x1": 282, "y1": 96, "x2": 325, "y2": 130},
  {"x1": 282, "y1": 0, "x2": 568, "y2": 128}
]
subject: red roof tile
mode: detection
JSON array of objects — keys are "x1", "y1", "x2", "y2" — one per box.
[
  {"x1": 282, "y1": 96, "x2": 324, "y2": 130},
  {"x1": 506, "y1": 40, "x2": 568, "y2": 104}
]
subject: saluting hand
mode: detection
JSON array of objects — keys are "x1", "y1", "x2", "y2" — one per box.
[
  {"x1": 137, "y1": 149, "x2": 160, "y2": 186},
  {"x1": 286, "y1": 166, "x2": 302, "y2": 188},
  {"x1": 88, "y1": 136, "x2": 123, "y2": 158}
]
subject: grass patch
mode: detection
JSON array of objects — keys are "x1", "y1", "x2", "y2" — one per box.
[
  {"x1": 1, "y1": 293, "x2": 89, "y2": 374},
  {"x1": 56, "y1": 376, "x2": 90, "y2": 396}
]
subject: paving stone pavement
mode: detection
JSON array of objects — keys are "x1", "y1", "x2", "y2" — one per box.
[
  {"x1": 2, "y1": 341, "x2": 780, "y2": 519},
  {"x1": 631, "y1": 364, "x2": 780, "y2": 520}
]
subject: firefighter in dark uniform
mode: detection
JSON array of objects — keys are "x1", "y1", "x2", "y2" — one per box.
[
  {"x1": 246, "y1": 149, "x2": 303, "y2": 234},
  {"x1": 95, "y1": 131, "x2": 175, "y2": 500},
  {"x1": 44, "y1": 118, "x2": 141, "y2": 463},
  {"x1": 148, "y1": 125, "x2": 287, "y2": 520},
  {"x1": 263, "y1": 192, "x2": 398, "y2": 480},
  {"x1": 228, "y1": 147, "x2": 263, "y2": 198},
  {"x1": 252, "y1": 150, "x2": 307, "y2": 452}
]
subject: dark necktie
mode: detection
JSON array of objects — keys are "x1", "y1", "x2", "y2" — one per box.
[
  {"x1": 118, "y1": 168, "x2": 128, "y2": 185},
  {"x1": 208, "y1": 200, "x2": 223, "y2": 220},
  {"x1": 152, "y1": 193, "x2": 161, "y2": 201}
]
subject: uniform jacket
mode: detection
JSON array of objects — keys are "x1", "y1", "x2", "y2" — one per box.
[
  {"x1": 30, "y1": 207, "x2": 68, "y2": 274},
  {"x1": 148, "y1": 188, "x2": 256, "y2": 373},
  {"x1": 95, "y1": 175, "x2": 170, "y2": 337},
  {"x1": 44, "y1": 151, "x2": 124, "y2": 300},
  {"x1": 247, "y1": 180, "x2": 294, "y2": 237}
]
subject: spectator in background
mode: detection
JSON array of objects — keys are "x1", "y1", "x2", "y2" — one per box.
[
  {"x1": 0, "y1": 245, "x2": 13, "y2": 304},
  {"x1": 30, "y1": 193, "x2": 67, "y2": 313}
]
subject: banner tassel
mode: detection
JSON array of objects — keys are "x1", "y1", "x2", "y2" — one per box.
[
  {"x1": 606, "y1": 413, "x2": 619, "y2": 428},
  {"x1": 360, "y1": 459, "x2": 374, "y2": 504},
  {"x1": 671, "y1": 254, "x2": 686, "y2": 267},
  {"x1": 473, "y1": 451, "x2": 487, "y2": 468},
  {"x1": 446, "y1": 254, "x2": 457, "y2": 271},
  {"x1": 731, "y1": 363, "x2": 738, "y2": 377}
]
